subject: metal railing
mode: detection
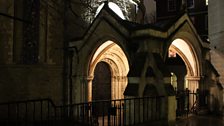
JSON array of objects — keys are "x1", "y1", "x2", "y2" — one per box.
[
  {"x1": 70, "y1": 96, "x2": 166, "y2": 126},
  {"x1": 0, "y1": 96, "x2": 166, "y2": 126},
  {"x1": 0, "y1": 98, "x2": 57, "y2": 125},
  {"x1": 176, "y1": 89, "x2": 209, "y2": 117}
]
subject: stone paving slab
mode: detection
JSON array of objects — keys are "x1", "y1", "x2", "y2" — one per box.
[{"x1": 176, "y1": 115, "x2": 224, "y2": 126}]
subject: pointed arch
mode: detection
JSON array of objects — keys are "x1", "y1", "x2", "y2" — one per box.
[
  {"x1": 168, "y1": 38, "x2": 201, "y2": 92},
  {"x1": 87, "y1": 40, "x2": 129, "y2": 102}
]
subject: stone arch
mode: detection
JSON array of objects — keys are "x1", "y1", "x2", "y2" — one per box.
[
  {"x1": 83, "y1": 36, "x2": 130, "y2": 75},
  {"x1": 172, "y1": 31, "x2": 203, "y2": 76},
  {"x1": 87, "y1": 40, "x2": 129, "y2": 102},
  {"x1": 72, "y1": 34, "x2": 130, "y2": 103},
  {"x1": 168, "y1": 38, "x2": 201, "y2": 92},
  {"x1": 169, "y1": 44, "x2": 193, "y2": 76}
]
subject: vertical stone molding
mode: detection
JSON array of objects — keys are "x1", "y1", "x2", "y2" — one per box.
[{"x1": 87, "y1": 76, "x2": 93, "y2": 102}]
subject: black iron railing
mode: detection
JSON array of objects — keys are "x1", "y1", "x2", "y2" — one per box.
[
  {"x1": 0, "y1": 98, "x2": 57, "y2": 125},
  {"x1": 0, "y1": 96, "x2": 166, "y2": 126},
  {"x1": 70, "y1": 96, "x2": 166, "y2": 126},
  {"x1": 176, "y1": 89, "x2": 209, "y2": 117}
]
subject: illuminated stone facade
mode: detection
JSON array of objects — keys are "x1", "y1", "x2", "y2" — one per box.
[
  {"x1": 0, "y1": 0, "x2": 223, "y2": 123},
  {"x1": 209, "y1": 0, "x2": 224, "y2": 114}
]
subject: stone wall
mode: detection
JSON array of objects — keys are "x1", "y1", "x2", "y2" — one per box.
[
  {"x1": 0, "y1": 0, "x2": 14, "y2": 64},
  {"x1": 209, "y1": 0, "x2": 224, "y2": 113},
  {"x1": 39, "y1": 0, "x2": 64, "y2": 64},
  {"x1": 0, "y1": 0, "x2": 65, "y2": 105},
  {"x1": 209, "y1": 0, "x2": 224, "y2": 52},
  {"x1": 0, "y1": 65, "x2": 63, "y2": 105}
]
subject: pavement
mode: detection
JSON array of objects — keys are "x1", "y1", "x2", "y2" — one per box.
[{"x1": 175, "y1": 115, "x2": 224, "y2": 126}]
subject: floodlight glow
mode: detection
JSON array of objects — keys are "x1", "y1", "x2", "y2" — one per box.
[{"x1": 95, "y1": 2, "x2": 126, "y2": 20}]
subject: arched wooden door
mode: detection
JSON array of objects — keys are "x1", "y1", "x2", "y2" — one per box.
[{"x1": 92, "y1": 61, "x2": 111, "y2": 116}]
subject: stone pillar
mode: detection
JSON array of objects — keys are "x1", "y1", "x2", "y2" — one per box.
[
  {"x1": 122, "y1": 76, "x2": 128, "y2": 99},
  {"x1": 188, "y1": 80, "x2": 199, "y2": 92},
  {"x1": 167, "y1": 96, "x2": 176, "y2": 126},
  {"x1": 117, "y1": 76, "x2": 120, "y2": 99},
  {"x1": 112, "y1": 76, "x2": 118, "y2": 100},
  {"x1": 120, "y1": 76, "x2": 128, "y2": 99},
  {"x1": 87, "y1": 76, "x2": 93, "y2": 102},
  {"x1": 81, "y1": 77, "x2": 87, "y2": 103},
  {"x1": 186, "y1": 77, "x2": 200, "y2": 107},
  {"x1": 112, "y1": 75, "x2": 124, "y2": 100}
]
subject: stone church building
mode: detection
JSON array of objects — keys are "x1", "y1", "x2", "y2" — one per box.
[{"x1": 0, "y1": 0, "x2": 223, "y2": 125}]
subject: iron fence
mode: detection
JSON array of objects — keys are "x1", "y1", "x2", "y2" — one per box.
[
  {"x1": 175, "y1": 89, "x2": 209, "y2": 117},
  {"x1": 0, "y1": 98, "x2": 57, "y2": 125},
  {"x1": 0, "y1": 96, "x2": 166, "y2": 126},
  {"x1": 70, "y1": 96, "x2": 165, "y2": 126}
]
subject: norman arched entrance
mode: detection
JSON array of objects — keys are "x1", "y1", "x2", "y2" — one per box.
[{"x1": 88, "y1": 40, "x2": 129, "y2": 102}]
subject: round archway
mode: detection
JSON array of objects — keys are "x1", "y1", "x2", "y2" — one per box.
[
  {"x1": 88, "y1": 40, "x2": 129, "y2": 102},
  {"x1": 168, "y1": 38, "x2": 200, "y2": 92}
]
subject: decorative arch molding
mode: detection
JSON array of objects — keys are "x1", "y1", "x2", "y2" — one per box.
[
  {"x1": 87, "y1": 40, "x2": 129, "y2": 102},
  {"x1": 170, "y1": 30, "x2": 204, "y2": 76},
  {"x1": 169, "y1": 44, "x2": 194, "y2": 76},
  {"x1": 169, "y1": 38, "x2": 201, "y2": 92}
]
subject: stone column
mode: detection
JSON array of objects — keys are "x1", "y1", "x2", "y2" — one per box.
[
  {"x1": 188, "y1": 80, "x2": 199, "y2": 92},
  {"x1": 117, "y1": 76, "x2": 121, "y2": 99},
  {"x1": 120, "y1": 76, "x2": 128, "y2": 99},
  {"x1": 111, "y1": 76, "x2": 115, "y2": 100},
  {"x1": 121, "y1": 76, "x2": 128, "y2": 99},
  {"x1": 186, "y1": 76, "x2": 200, "y2": 108},
  {"x1": 112, "y1": 75, "x2": 123, "y2": 100},
  {"x1": 87, "y1": 76, "x2": 93, "y2": 102}
]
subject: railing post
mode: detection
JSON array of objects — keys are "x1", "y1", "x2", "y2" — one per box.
[
  {"x1": 134, "y1": 98, "x2": 135, "y2": 125},
  {"x1": 7, "y1": 104, "x2": 10, "y2": 125},
  {"x1": 108, "y1": 102, "x2": 111, "y2": 126},
  {"x1": 122, "y1": 101, "x2": 125, "y2": 126},
  {"x1": 114, "y1": 100, "x2": 116, "y2": 126},
  {"x1": 54, "y1": 106, "x2": 56, "y2": 124},
  {"x1": 33, "y1": 102, "x2": 35, "y2": 122},
  {"x1": 25, "y1": 102, "x2": 28, "y2": 125},
  {"x1": 119, "y1": 100, "x2": 121, "y2": 126},
  {"x1": 187, "y1": 89, "x2": 190, "y2": 117},
  {"x1": 40, "y1": 100, "x2": 43, "y2": 122},
  {"x1": 16, "y1": 103, "x2": 19, "y2": 123},
  {"x1": 146, "y1": 97, "x2": 149, "y2": 121},
  {"x1": 47, "y1": 101, "x2": 50, "y2": 125}
]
